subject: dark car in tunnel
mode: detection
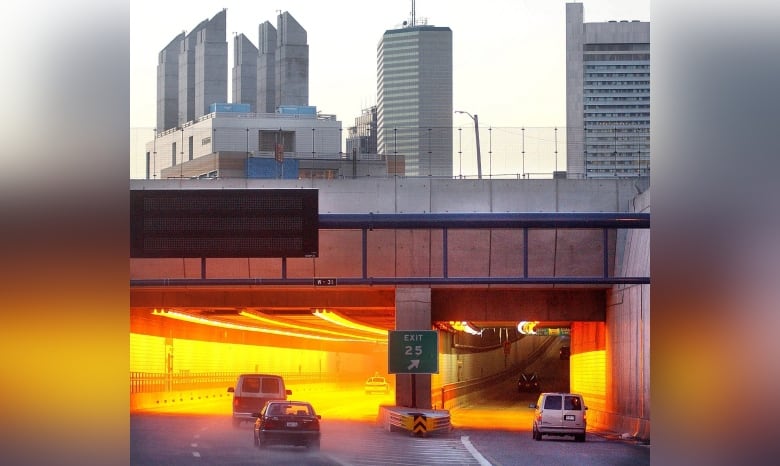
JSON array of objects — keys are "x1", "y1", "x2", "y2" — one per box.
[
  {"x1": 252, "y1": 400, "x2": 321, "y2": 450},
  {"x1": 517, "y1": 373, "x2": 541, "y2": 393}
]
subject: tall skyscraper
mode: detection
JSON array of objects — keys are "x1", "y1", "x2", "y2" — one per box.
[
  {"x1": 275, "y1": 12, "x2": 309, "y2": 108},
  {"x1": 177, "y1": 18, "x2": 208, "y2": 127},
  {"x1": 193, "y1": 10, "x2": 227, "y2": 119},
  {"x1": 377, "y1": 20, "x2": 453, "y2": 177},
  {"x1": 566, "y1": 2, "x2": 650, "y2": 179},
  {"x1": 156, "y1": 32, "x2": 184, "y2": 132},
  {"x1": 232, "y1": 34, "x2": 257, "y2": 112},
  {"x1": 156, "y1": 10, "x2": 309, "y2": 129},
  {"x1": 257, "y1": 21, "x2": 277, "y2": 114},
  {"x1": 173, "y1": 10, "x2": 227, "y2": 127}
]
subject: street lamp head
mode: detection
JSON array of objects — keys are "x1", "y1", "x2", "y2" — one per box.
[{"x1": 454, "y1": 110, "x2": 475, "y2": 120}]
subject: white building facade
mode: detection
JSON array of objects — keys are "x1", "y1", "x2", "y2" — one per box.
[
  {"x1": 144, "y1": 110, "x2": 342, "y2": 180},
  {"x1": 566, "y1": 3, "x2": 650, "y2": 179}
]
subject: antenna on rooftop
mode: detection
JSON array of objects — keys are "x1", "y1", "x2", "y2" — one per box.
[{"x1": 411, "y1": 0, "x2": 416, "y2": 26}]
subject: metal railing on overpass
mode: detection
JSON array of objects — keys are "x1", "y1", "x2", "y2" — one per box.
[{"x1": 131, "y1": 212, "x2": 649, "y2": 287}]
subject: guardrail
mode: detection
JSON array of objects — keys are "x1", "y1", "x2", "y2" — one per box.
[{"x1": 130, "y1": 371, "x2": 360, "y2": 394}]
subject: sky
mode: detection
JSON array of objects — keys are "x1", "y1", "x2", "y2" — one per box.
[{"x1": 130, "y1": 0, "x2": 650, "y2": 177}]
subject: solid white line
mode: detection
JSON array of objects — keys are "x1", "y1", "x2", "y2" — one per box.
[{"x1": 461, "y1": 436, "x2": 492, "y2": 466}]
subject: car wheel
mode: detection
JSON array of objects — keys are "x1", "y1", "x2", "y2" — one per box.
[
  {"x1": 575, "y1": 433, "x2": 586, "y2": 442},
  {"x1": 533, "y1": 426, "x2": 542, "y2": 441}
]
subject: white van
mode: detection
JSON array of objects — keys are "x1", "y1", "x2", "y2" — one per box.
[
  {"x1": 227, "y1": 374, "x2": 292, "y2": 427},
  {"x1": 530, "y1": 392, "x2": 587, "y2": 442}
]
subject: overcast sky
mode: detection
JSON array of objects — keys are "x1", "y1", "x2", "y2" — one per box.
[{"x1": 129, "y1": 0, "x2": 650, "y2": 177}]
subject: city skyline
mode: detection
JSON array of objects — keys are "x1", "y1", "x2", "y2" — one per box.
[{"x1": 131, "y1": 0, "x2": 650, "y2": 178}]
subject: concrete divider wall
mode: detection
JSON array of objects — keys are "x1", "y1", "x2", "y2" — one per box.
[
  {"x1": 130, "y1": 383, "x2": 342, "y2": 412},
  {"x1": 130, "y1": 177, "x2": 649, "y2": 215}
]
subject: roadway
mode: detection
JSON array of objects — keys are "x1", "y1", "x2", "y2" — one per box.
[{"x1": 131, "y1": 379, "x2": 649, "y2": 465}]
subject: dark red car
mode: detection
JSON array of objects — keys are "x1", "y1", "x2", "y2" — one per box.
[{"x1": 252, "y1": 400, "x2": 321, "y2": 450}]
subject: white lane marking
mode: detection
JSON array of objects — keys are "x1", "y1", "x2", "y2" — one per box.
[
  {"x1": 192, "y1": 451, "x2": 201, "y2": 458},
  {"x1": 461, "y1": 436, "x2": 492, "y2": 466},
  {"x1": 191, "y1": 443, "x2": 198, "y2": 447}
]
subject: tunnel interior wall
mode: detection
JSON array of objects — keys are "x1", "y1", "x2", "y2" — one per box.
[
  {"x1": 571, "y1": 188, "x2": 650, "y2": 441},
  {"x1": 434, "y1": 330, "x2": 568, "y2": 409},
  {"x1": 130, "y1": 332, "x2": 385, "y2": 380}
]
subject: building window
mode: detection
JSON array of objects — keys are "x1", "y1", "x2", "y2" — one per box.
[{"x1": 259, "y1": 130, "x2": 295, "y2": 153}]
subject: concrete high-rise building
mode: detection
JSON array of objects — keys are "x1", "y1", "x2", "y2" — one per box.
[
  {"x1": 157, "y1": 10, "x2": 308, "y2": 126},
  {"x1": 232, "y1": 33, "x2": 258, "y2": 111},
  {"x1": 275, "y1": 12, "x2": 309, "y2": 108},
  {"x1": 194, "y1": 9, "x2": 227, "y2": 120},
  {"x1": 257, "y1": 21, "x2": 277, "y2": 113},
  {"x1": 178, "y1": 18, "x2": 208, "y2": 127},
  {"x1": 156, "y1": 33, "x2": 184, "y2": 132},
  {"x1": 566, "y1": 2, "x2": 650, "y2": 179},
  {"x1": 377, "y1": 20, "x2": 453, "y2": 177},
  {"x1": 174, "y1": 10, "x2": 227, "y2": 127}
]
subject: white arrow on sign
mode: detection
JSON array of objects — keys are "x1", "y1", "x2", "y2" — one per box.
[{"x1": 407, "y1": 360, "x2": 420, "y2": 370}]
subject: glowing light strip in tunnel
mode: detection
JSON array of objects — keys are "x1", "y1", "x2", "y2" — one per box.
[
  {"x1": 449, "y1": 321, "x2": 483, "y2": 335},
  {"x1": 239, "y1": 310, "x2": 385, "y2": 342},
  {"x1": 312, "y1": 309, "x2": 388, "y2": 336},
  {"x1": 152, "y1": 309, "x2": 385, "y2": 343}
]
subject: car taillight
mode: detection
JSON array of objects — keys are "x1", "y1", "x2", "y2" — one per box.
[
  {"x1": 263, "y1": 418, "x2": 282, "y2": 429},
  {"x1": 233, "y1": 396, "x2": 240, "y2": 408}
]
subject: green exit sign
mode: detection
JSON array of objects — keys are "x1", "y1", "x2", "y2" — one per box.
[{"x1": 388, "y1": 330, "x2": 438, "y2": 374}]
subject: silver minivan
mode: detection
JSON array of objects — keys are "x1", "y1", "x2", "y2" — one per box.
[
  {"x1": 227, "y1": 374, "x2": 292, "y2": 428},
  {"x1": 530, "y1": 392, "x2": 587, "y2": 442}
]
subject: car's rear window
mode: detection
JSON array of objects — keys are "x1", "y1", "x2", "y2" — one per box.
[
  {"x1": 543, "y1": 395, "x2": 562, "y2": 410},
  {"x1": 241, "y1": 377, "x2": 281, "y2": 394},
  {"x1": 564, "y1": 395, "x2": 582, "y2": 410},
  {"x1": 267, "y1": 403, "x2": 313, "y2": 416}
]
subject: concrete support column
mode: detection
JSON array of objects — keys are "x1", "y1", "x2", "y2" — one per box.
[{"x1": 394, "y1": 287, "x2": 432, "y2": 409}]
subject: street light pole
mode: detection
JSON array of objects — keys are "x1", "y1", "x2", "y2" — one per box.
[{"x1": 454, "y1": 111, "x2": 482, "y2": 179}]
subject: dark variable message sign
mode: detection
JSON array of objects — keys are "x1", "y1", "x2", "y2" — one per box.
[{"x1": 130, "y1": 189, "x2": 318, "y2": 258}]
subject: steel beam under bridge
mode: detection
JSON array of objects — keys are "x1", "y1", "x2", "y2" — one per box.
[{"x1": 130, "y1": 212, "x2": 649, "y2": 287}]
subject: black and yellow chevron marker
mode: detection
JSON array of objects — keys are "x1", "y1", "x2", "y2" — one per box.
[{"x1": 412, "y1": 414, "x2": 429, "y2": 437}]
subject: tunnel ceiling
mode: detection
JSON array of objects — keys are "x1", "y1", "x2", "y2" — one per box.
[{"x1": 130, "y1": 286, "x2": 603, "y2": 337}]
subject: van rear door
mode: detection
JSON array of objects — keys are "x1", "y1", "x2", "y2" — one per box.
[
  {"x1": 540, "y1": 394, "x2": 563, "y2": 428},
  {"x1": 235, "y1": 376, "x2": 286, "y2": 413},
  {"x1": 561, "y1": 395, "x2": 585, "y2": 429}
]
